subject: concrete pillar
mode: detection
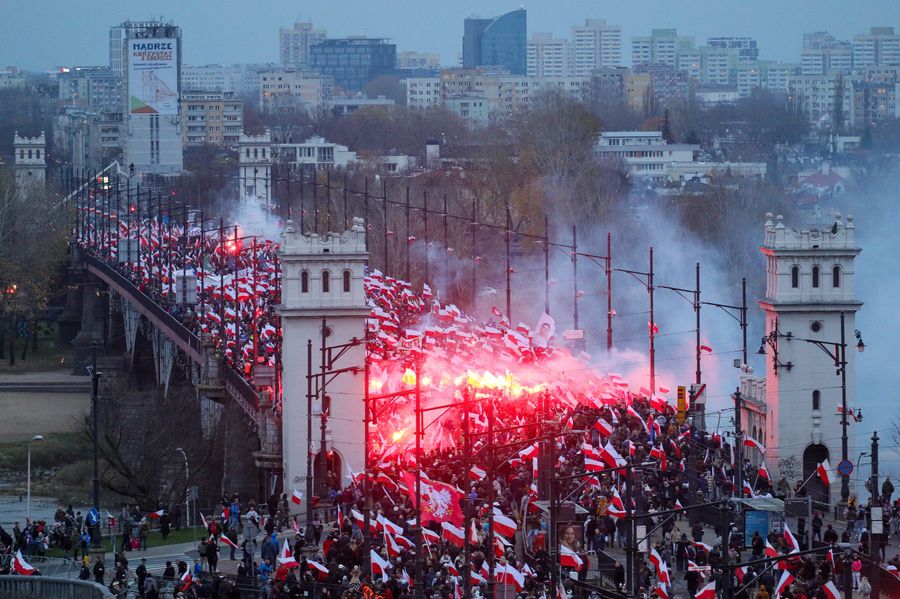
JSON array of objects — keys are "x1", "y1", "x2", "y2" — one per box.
[{"x1": 70, "y1": 281, "x2": 105, "y2": 373}]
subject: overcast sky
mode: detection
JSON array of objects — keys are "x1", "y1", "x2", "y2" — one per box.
[{"x1": 2, "y1": 0, "x2": 899, "y2": 71}]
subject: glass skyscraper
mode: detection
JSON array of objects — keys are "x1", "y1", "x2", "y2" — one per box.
[{"x1": 462, "y1": 9, "x2": 527, "y2": 75}]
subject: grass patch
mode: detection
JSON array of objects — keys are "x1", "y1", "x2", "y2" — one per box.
[
  {"x1": 0, "y1": 432, "x2": 89, "y2": 472},
  {"x1": 43, "y1": 524, "x2": 208, "y2": 558},
  {"x1": 0, "y1": 331, "x2": 71, "y2": 374}
]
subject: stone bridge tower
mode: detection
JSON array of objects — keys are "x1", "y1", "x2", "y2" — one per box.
[
  {"x1": 760, "y1": 213, "x2": 862, "y2": 506},
  {"x1": 14, "y1": 131, "x2": 46, "y2": 197},
  {"x1": 278, "y1": 218, "x2": 368, "y2": 500}
]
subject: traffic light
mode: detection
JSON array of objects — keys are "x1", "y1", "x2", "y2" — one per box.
[{"x1": 676, "y1": 386, "x2": 687, "y2": 424}]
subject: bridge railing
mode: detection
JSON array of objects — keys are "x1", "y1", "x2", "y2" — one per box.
[
  {"x1": 0, "y1": 575, "x2": 113, "y2": 598},
  {"x1": 82, "y1": 253, "x2": 204, "y2": 360}
]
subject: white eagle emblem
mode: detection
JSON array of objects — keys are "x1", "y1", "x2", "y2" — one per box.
[{"x1": 424, "y1": 484, "x2": 453, "y2": 519}]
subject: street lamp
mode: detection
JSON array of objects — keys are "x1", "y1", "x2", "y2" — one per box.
[
  {"x1": 175, "y1": 447, "x2": 194, "y2": 544},
  {"x1": 26, "y1": 434, "x2": 44, "y2": 521}
]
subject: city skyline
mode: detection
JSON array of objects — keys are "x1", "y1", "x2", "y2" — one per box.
[{"x1": 2, "y1": 0, "x2": 898, "y2": 71}]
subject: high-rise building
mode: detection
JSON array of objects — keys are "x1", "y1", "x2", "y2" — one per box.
[
  {"x1": 852, "y1": 27, "x2": 900, "y2": 68},
  {"x1": 571, "y1": 19, "x2": 622, "y2": 75},
  {"x1": 801, "y1": 47, "x2": 853, "y2": 75},
  {"x1": 631, "y1": 29, "x2": 695, "y2": 68},
  {"x1": 462, "y1": 9, "x2": 527, "y2": 75},
  {"x1": 117, "y1": 19, "x2": 183, "y2": 173},
  {"x1": 181, "y1": 91, "x2": 243, "y2": 147},
  {"x1": 309, "y1": 38, "x2": 396, "y2": 91},
  {"x1": 182, "y1": 64, "x2": 265, "y2": 97},
  {"x1": 396, "y1": 52, "x2": 440, "y2": 71},
  {"x1": 57, "y1": 66, "x2": 123, "y2": 112},
  {"x1": 279, "y1": 21, "x2": 327, "y2": 67},
  {"x1": 706, "y1": 36, "x2": 759, "y2": 62},
  {"x1": 259, "y1": 69, "x2": 333, "y2": 113},
  {"x1": 527, "y1": 33, "x2": 571, "y2": 78}
]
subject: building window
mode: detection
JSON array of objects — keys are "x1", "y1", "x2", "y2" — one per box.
[
  {"x1": 812, "y1": 390, "x2": 820, "y2": 411},
  {"x1": 791, "y1": 265, "x2": 799, "y2": 288},
  {"x1": 322, "y1": 270, "x2": 330, "y2": 293},
  {"x1": 812, "y1": 266, "x2": 820, "y2": 288},
  {"x1": 301, "y1": 270, "x2": 309, "y2": 293},
  {"x1": 832, "y1": 265, "x2": 841, "y2": 288},
  {"x1": 342, "y1": 270, "x2": 351, "y2": 293}
]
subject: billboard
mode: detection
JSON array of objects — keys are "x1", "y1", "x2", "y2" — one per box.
[{"x1": 127, "y1": 38, "x2": 178, "y2": 115}]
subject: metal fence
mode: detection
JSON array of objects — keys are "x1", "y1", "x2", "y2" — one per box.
[{"x1": 0, "y1": 575, "x2": 113, "y2": 598}]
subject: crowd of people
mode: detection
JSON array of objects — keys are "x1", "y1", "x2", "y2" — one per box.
[{"x1": 63, "y1": 192, "x2": 900, "y2": 597}]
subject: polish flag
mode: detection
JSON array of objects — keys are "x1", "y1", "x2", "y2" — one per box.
[
  {"x1": 593, "y1": 418, "x2": 613, "y2": 437},
  {"x1": 447, "y1": 563, "x2": 460, "y2": 577},
  {"x1": 611, "y1": 487, "x2": 626, "y2": 512},
  {"x1": 470, "y1": 570, "x2": 486, "y2": 585},
  {"x1": 817, "y1": 459, "x2": 834, "y2": 486},
  {"x1": 370, "y1": 550, "x2": 391, "y2": 582},
  {"x1": 765, "y1": 539, "x2": 779, "y2": 558},
  {"x1": 626, "y1": 405, "x2": 647, "y2": 431},
  {"x1": 200, "y1": 513, "x2": 209, "y2": 529},
  {"x1": 560, "y1": 544, "x2": 584, "y2": 571},
  {"x1": 743, "y1": 480, "x2": 755, "y2": 498},
  {"x1": 522, "y1": 563, "x2": 536, "y2": 578},
  {"x1": 441, "y1": 522, "x2": 465, "y2": 547},
  {"x1": 518, "y1": 443, "x2": 539, "y2": 460},
  {"x1": 558, "y1": 580, "x2": 568, "y2": 599},
  {"x1": 783, "y1": 523, "x2": 799, "y2": 552},
  {"x1": 147, "y1": 509, "x2": 165, "y2": 520},
  {"x1": 351, "y1": 509, "x2": 366, "y2": 529},
  {"x1": 694, "y1": 581, "x2": 716, "y2": 599},
  {"x1": 743, "y1": 438, "x2": 766, "y2": 455},
  {"x1": 377, "y1": 514, "x2": 404, "y2": 536},
  {"x1": 422, "y1": 527, "x2": 440, "y2": 545},
  {"x1": 675, "y1": 499, "x2": 684, "y2": 511},
  {"x1": 826, "y1": 548, "x2": 834, "y2": 567},
  {"x1": 13, "y1": 550, "x2": 35, "y2": 575},
  {"x1": 735, "y1": 565, "x2": 749, "y2": 584},
  {"x1": 180, "y1": 570, "x2": 192, "y2": 585},
  {"x1": 375, "y1": 472, "x2": 399, "y2": 492},
  {"x1": 384, "y1": 532, "x2": 402, "y2": 558},
  {"x1": 654, "y1": 583, "x2": 670, "y2": 599},
  {"x1": 219, "y1": 535, "x2": 239, "y2": 549},
  {"x1": 492, "y1": 510, "x2": 517, "y2": 538},
  {"x1": 758, "y1": 462, "x2": 771, "y2": 482},
  {"x1": 700, "y1": 345, "x2": 713, "y2": 353},
  {"x1": 291, "y1": 489, "x2": 303, "y2": 505},
  {"x1": 774, "y1": 570, "x2": 795, "y2": 596},
  {"x1": 469, "y1": 465, "x2": 487, "y2": 481},
  {"x1": 499, "y1": 563, "x2": 525, "y2": 592},
  {"x1": 821, "y1": 580, "x2": 842, "y2": 599},
  {"x1": 307, "y1": 560, "x2": 329, "y2": 577},
  {"x1": 394, "y1": 534, "x2": 415, "y2": 550},
  {"x1": 600, "y1": 442, "x2": 626, "y2": 468},
  {"x1": 337, "y1": 509, "x2": 345, "y2": 530},
  {"x1": 584, "y1": 456, "x2": 605, "y2": 472},
  {"x1": 649, "y1": 547, "x2": 670, "y2": 584},
  {"x1": 278, "y1": 538, "x2": 298, "y2": 565},
  {"x1": 693, "y1": 541, "x2": 712, "y2": 554}
]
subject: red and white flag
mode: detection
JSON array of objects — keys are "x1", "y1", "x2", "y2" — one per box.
[
  {"x1": 492, "y1": 510, "x2": 517, "y2": 538},
  {"x1": 278, "y1": 538, "x2": 298, "y2": 565},
  {"x1": 593, "y1": 418, "x2": 613, "y2": 437},
  {"x1": 743, "y1": 438, "x2": 766, "y2": 455},
  {"x1": 147, "y1": 509, "x2": 165, "y2": 520},
  {"x1": 600, "y1": 441, "x2": 626, "y2": 468},
  {"x1": 370, "y1": 550, "x2": 391, "y2": 582},
  {"x1": 291, "y1": 489, "x2": 303, "y2": 505},
  {"x1": 337, "y1": 509, "x2": 345, "y2": 530},
  {"x1": 441, "y1": 522, "x2": 465, "y2": 547},
  {"x1": 469, "y1": 465, "x2": 487, "y2": 481},
  {"x1": 307, "y1": 560, "x2": 329, "y2": 576},
  {"x1": 518, "y1": 443, "x2": 539, "y2": 460},
  {"x1": 758, "y1": 462, "x2": 771, "y2": 482},
  {"x1": 693, "y1": 541, "x2": 712, "y2": 554},
  {"x1": 783, "y1": 522, "x2": 799, "y2": 552},
  {"x1": 765, "y1": 539, "x2": 779, "y2": 558},
  {"x1": 774, "y1": 570, "x2": 795, "y2": 596},
  {"x1": 655, "y1": 583, "x2": 670, "y2": 599},
  {"x1": 13, "y1": 550, "x2": 34, "y2": 576},
  {"x1": 560, "y1": 544, "x2": 584, "y2": 571},
  {"x1": 821, "y1": 580, "x2": 842, "y2": 599},
  {"x1": 817, "y1": 459, "x2": 834, "y2": 486},
  {"x1": 219, "y1": 535, "x2": 239, "y2": 549},
  {"x1": 700, "y1": 344, "x2": 713, "y2": 353},
  {"x1": 694, "y1": 581, "x2": 716, "y2": 599}
]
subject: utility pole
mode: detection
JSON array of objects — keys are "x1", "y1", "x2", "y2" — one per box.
[
  {"x1": 624, "y1": 460, "x2": 637, "y2": 595},
  {"x1": 305, "y1": 339, "x2": 314, "y2": 538},
  {"x1": 733, "y1": 389, "x2": 744, "y2": 498},
  {"x1": 840, "y1": 312, "x2": 850, "y2": 504},
  {"x1": 90, "y1": 343, "x2": 103, "y2": 548},
  {"x1": 870, "y1": 431, "x2": 880, "y2": 561},
  {"x1": 720, "y1": 501, "x2": 732, "y2": 597},
  {"x1": 414, "y1": 360, "x2": 424, "y2": 599}
]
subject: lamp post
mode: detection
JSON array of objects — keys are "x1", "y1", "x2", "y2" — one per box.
[
  {"x1": 175, "y1": 447, "x2": 193, "y2": 545},
  {"x1": 88, "y1": 343, "x2": 102, "y2": 547},
  {"x1": 26, "y1": 434, "x2": 44, "y2": 521}
]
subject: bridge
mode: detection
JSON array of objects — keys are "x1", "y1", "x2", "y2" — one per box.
[{"x1": 62, "y1": 165, "x2": 283, "y2": 500}]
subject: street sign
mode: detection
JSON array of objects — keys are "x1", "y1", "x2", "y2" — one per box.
[
  {"x1": 837, "y1": 460, "x2": 854, "y2": 477},
  {"x1": 676, "y1": 386, "x2": 687, "y2": 424}
]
